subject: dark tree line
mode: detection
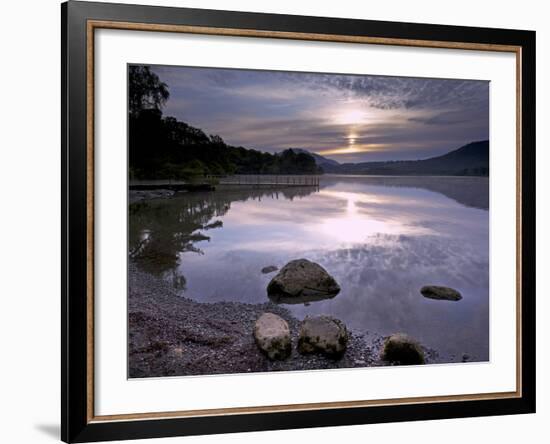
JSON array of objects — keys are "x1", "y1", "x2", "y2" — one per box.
[{"x1": 129, "y1": 65, "x2": 320, "y2": 179}]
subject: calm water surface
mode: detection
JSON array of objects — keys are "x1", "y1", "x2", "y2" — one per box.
[{"x1": 130, "y1": 175, "x2": 489, "y2": 362}]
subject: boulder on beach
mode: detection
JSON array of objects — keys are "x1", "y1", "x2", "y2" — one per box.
[
  {"x1": 298, "y1": 315, "x2": 348, "y2": 358},
  {"x1": 267, "y1": 259, "x2": 340, "y2": 303},
  {"x1": 381, "y1": 333, "x2": 425, "y2": 365},
  {"x1": 421, "y1": 285, "x2": 462, "y2": 301},
  {"x1": 261, "y1": 265, "x2": 278, "y2": 274},
  {"x1": 253, "y1": 313, "x2": 291, "y2": 360}
]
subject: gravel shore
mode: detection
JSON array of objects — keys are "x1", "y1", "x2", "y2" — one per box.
[{"x1": 129, "y1": 263, "x2": 438, "y2": 378}]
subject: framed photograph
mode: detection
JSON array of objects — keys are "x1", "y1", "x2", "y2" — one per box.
[{"x1": 61, "y1": 1, "x2": 536, "y2": 442}]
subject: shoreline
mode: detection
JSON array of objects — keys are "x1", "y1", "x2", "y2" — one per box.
[{"x1": 128, "y1": 263, "x2": 439, "y2": 378}]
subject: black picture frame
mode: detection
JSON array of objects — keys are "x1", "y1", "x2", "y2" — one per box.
[{"x1": 61, "y1": 1, "x2": 536, "y2": 442}]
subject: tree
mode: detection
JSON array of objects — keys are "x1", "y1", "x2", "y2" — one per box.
[
  {"x1": 129, "y1": 65, "x2": 170, "y2": 117},
  {"x1": 209, "y1": 134, "x2": 225, "y2": 146},
  {"x1": 128, "y1": 67, "x2": 322, "y2": 179}
]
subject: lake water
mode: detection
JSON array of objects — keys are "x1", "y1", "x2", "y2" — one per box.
[{"x1": 129, "y1": 175, "x2": 489, "y2": 363}]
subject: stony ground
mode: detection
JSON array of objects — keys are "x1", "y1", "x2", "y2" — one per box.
[{"x1": 128, "y1": 263, "x2": 439, "y2": 378}]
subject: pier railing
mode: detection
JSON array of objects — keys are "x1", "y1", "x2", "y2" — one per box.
[
  {"x1": 129, "y1": 174, "x2": 320, "y2": 190},
  {"x1": 213, "y1": 174, "x2": 320, "y2": 187}
]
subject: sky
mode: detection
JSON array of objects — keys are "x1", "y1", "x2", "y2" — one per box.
[{"x1": 150, "y1": 65, "x2": 489, "y2": 163}]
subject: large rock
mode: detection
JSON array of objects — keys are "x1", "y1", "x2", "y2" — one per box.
[
  {"x1": 421, "y1": 285, "x2": 462, "y2": 301},
  {"x1": 381, "y1": 333, "x2": 425, "y2": 365},
  {"x1": 267, "y1": 259, "x2": 340, "y2": 304},
  {"x1": 253, "y1": 313, "x2": 291, "y2": 360},
  {"x1": 298, "y1": 315, "x2": 348, "y2": 357}
]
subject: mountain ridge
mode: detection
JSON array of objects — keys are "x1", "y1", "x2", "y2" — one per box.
[{"x1": 319, "y1": 140, "x2": 489, "y2": 176}]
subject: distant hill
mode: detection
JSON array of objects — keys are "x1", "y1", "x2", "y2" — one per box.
[
  {"x1": 289, "y1": 148, "x2": 340, "y2": 169},
  {"x1": 327, "y1": 140, "x2": 489, "y2": 176}
]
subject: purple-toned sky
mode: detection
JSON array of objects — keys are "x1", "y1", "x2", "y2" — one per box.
[{"x1": 150, "y1": 65, "x2": 489, "y2": 163}]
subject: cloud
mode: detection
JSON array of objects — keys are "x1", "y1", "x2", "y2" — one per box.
[
  {"x1": 408, "y1": 111, "x2": 471, "y2": 125},
  {"x1": 147, "y1": 65, "x2": 489, "y2": 162}
]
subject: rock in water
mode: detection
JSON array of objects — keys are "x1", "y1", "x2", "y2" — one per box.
[
  {"x1": 298, "y1": 315, "x2": 348, "y2": 357},
  {"x1": 267, "y1": 259, "x2": 340, "y2": 303},
  {"x1": 381, "y1": 333, "x2": 425, "y2": 365},
  {"x1": 253, "y1": 313, "x2": 291, "y2": 360},
  {"x1": 421, "y1": 285, "x2": 462, "y2": 301},
  {"x1": 261, "y1": 265, "x2": 278, "y2": 274}
]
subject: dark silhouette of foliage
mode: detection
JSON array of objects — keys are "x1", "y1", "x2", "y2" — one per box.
[
  {"x1": 129, "y1": 65, "x2": 170, "y2": 117},
  {"x1": 128, "y1": 66, "x2": 320, "y2": 179}
]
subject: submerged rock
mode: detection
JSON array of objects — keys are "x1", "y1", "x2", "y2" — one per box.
[
  {"x1": 267, "y1": 259, "x2": 340, "y2": 303},
  {"x1": 253, "y1": 313, "x2": 291, "y2": 360},
  {"x1": 381, "y1": 333, "x2": 425, "y2": 365},
  {"x1": 298, "y1": 315, "x2": 348, "y2": 358},
  {"x1": 421, "y1": 285, "x2": 462, "y2": 301},
  {"x1": 261, "y1": 265, "x2": 278, "y2": 274}
]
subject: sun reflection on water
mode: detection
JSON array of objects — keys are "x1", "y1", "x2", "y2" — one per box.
[{"x1": 316, "y1": 189, "x2": 432, "y2": 244}]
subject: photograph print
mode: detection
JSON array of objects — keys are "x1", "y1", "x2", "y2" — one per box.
[{"x1": 128, "y1": 64, "x2": 489, "y2": 378}]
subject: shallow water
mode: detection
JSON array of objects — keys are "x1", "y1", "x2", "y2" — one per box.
[{"x1": 129, "y1": 175, "x2": 489, "y2": 362}]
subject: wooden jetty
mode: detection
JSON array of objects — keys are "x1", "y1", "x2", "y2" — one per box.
[
  {"x1": 214, "y1": 174, "x2": 320, "y2": 187},
  {"x1": 129, "y1": 175, "x2": 320, "y2": 191}
]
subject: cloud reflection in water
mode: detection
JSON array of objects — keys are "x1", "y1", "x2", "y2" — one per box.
[{"x1": 131, "y1": 176, "x2": 489, "y2": 362}]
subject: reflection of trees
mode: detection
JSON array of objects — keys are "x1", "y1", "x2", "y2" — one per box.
[
  {"x1": 129, "y1": 186, "x2": 319, "y2": 284},
  {"x1": 129, "y1": 195, "x2": 227, "y2": 276}
]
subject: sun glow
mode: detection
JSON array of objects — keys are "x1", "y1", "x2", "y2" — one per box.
[
  {"x1": 317, "y1": 143, "x2": 388, "y2": 156},
  {"x1": 334, "y1": 106, "x2": 369, "y2": 125},
  {"x1": 347, "y1": 133, "x2": 357, "y2": 145}
]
